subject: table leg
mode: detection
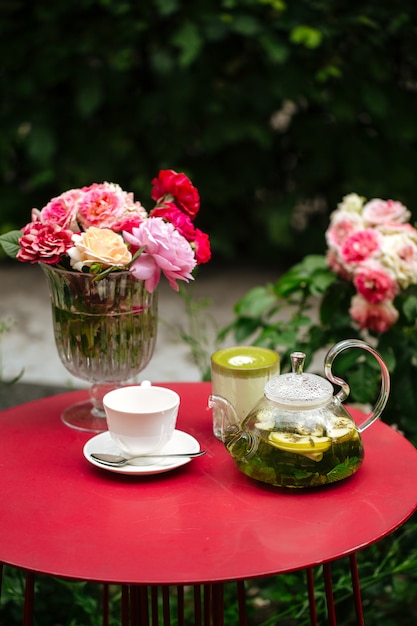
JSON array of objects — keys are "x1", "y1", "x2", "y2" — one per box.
[
  {"x1": 203, "y1": 584, "x2": 212, "y2": 624},
  {"x1": 116, "y1": 581, "x2": 247, "y2": 625},
  {"x1": 162, "y1": 586, "x2": 171, "y2": 625},
  {"x1": 121, "y1": 584, "x2": 150, "y2": 626},
  {"x1": 121, "y1": 585, "x2": 130, "y2": 625},
  {"x1": 151, "y1": 586, "x2": 159, "y2": 626},
  {"x1": 236, "y1": 580, "x2": 248, "y2": 626},
  {"x1": 211, "y1": 583, "x2": 224, "y2": 626},
  {"x1": 176, "y1": 585, "x2": 184, "y2": 626},
  {"x1": 323, "y1": 563, "x2": 337, "y2": 626},
  {"x1": 194, "y1": 584, "x2": 203, "y2": 625},
  {"x1": 306, "y1": 568, "x2": 318, "y2": 626},
  {"x1": 349, "y1": 554, "x2": 365, "y2": 626},
  {"x1": 23, "y1": 571, "x2": 35, "y2": 626},
  {"x1": 102, "y1": 583, "x2": 109, "y2": 626}
]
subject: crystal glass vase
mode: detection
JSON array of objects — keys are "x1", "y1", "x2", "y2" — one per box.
[{"x1": 41, "y1": 264, "x2": 158, "y2": 432}]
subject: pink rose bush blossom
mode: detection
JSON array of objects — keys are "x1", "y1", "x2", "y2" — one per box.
[
  {"x1": 326, "y1": 193, "x2": 417, "y2": 332},
  {"x1": 0, "y1": 170, "x2": 210, "y2": 293}
]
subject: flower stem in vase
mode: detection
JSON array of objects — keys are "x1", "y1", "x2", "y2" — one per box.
[{"x1": 41, "y1": 264, "x2": 158, "y2": 432}]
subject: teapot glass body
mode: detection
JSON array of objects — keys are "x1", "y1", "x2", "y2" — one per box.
[{"x1": 225, "y1": 396, "x2": 364, "y2": 488}]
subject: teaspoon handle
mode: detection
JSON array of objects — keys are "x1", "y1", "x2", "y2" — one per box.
[{"x1": 91, "y1": 451, "x2": 205, "y2": 464}]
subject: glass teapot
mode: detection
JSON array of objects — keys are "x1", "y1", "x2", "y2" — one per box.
[{"x1": 209, "y1": 339, "x2": 390, "y2": 488}]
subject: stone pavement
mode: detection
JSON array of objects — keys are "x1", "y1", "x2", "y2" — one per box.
[{"x1": 0, "y1": 262, "x2": 276, "y2": 391}]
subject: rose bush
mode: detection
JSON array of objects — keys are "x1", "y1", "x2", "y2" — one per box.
[
  {"x1": 0, "y1": 170, "x2": 210, "y2": 293},
  {"x1": 221, "y1": 194, "x2": 417, "y2": 442}
]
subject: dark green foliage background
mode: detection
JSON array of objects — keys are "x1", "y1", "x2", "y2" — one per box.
[{"x1": 1, "y1": 0, "x2": 417, "y2": 263}]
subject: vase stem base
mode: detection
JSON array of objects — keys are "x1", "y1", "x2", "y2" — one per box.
[{"x1": 61, "y1": 400, "x2": 108, "y2": 433}]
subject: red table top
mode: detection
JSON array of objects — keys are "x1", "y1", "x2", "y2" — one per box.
[{"x1": 0, "y1": 382, "x2": 416, "y2": 585}]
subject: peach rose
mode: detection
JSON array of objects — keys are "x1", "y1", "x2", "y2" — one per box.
[{"x1": 68, "y1": 227, "x2": 132, "y2": 271}]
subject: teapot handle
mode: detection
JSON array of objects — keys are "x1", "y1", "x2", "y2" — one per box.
[{"x1": 324, "y1": 339, "x2": 390, "y2": 433}]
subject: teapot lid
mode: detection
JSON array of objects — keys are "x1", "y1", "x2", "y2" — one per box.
[{"x1": 264, "y1": 351, "x2": 333, "y2": 409}]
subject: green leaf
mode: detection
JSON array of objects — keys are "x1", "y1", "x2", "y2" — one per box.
[
  {"x1": 402, "y1": 295, "x2": 417, "y2": 322},
  {"x1": 0, "y1": 230, "x2": 22, "y2": 258},
  {"x1": 348, "y1": 362, "x2": 379, "y2": 405},
  {"x1": 27, "y1": 125, "x2": 56, "y2": 163},
  {"x1": 75, "y1": 80, "x2": 103, "y2": 118},
  {"x1": 290, "y1": 25, "x2": 323, "y2": 49},
  {"x1": 260, "y1": 35, "x2": 289, "y2": 64},
  {"x1": 231, "y1": 15, "x2": 261, "y2": 36},
  {"x1": 259, "y1": 0, "x2": 286, "y2": 10},
  {"x1": 234, "y1": 286, "x2": 276, "y2": 318},
  {"x1": 154, "y1": 0, "x2": 179, "y2": 16},
  {"x1": 171, "y1": 21, "x2": 202, "y2": 66},
  {"x1": 234, "y1": 318, "x2": 262, "y2": 342}
]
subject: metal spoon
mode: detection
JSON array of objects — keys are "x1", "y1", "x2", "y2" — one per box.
[{"x1": 91, "y1": 451, "x2": 205, "y2": 467}]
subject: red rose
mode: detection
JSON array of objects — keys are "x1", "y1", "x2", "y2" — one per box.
[
  {"x1": 150, "y1": 203, "x2": 196, "y2": 239},
  {"x1": 192, "y1": 228, "x2": 211, "y2": 265},
  {"x1": 151, "y1": 170, "x2": 200, "y2": 219},
  {"x1": 17, "y1": 221, "x2": 74, "y2": 264},
  {"x1": 150, "y1": 203, "x2": 211, "y2": 264}
]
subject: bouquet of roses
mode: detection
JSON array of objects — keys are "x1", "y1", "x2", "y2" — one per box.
[
  {"x1": 0, "y1": 169, "x2": 211, "y2": 293},
  {"x1": 325, "y1": 193, "x2": 417, "y2": 333}
]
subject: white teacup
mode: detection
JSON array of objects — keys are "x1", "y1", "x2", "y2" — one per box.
[{"x1": 103, "y1": 381, "x2": 180, "y2": 457}]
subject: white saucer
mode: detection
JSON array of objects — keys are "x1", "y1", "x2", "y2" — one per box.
[{"x1": 83, "y1": 430, "x2": 201, "y2": 475}]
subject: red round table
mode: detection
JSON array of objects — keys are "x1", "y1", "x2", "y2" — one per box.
[{"x1": 0, "y1": 382, "x2": 416, "y2": 625}]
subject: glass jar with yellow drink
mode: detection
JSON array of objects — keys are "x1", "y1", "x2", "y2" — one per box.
[{"x1": 210, "y1": 346, "x2": 280, "y2": 439}]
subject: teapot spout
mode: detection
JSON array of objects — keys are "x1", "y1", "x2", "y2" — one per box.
[
  {"x1": 208, "y1": 394, "x2": 258, "y2": 461},
  {"x1": 208, "y1": 394, "x2": 240, "y2": 441}
]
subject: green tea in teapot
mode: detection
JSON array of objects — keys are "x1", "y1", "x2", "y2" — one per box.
[{"x1": 227, "y1": 414, "x2": 364, "y2": 488}]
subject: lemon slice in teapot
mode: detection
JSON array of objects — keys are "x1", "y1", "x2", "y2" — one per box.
[
  {"x1": 327, "y1": 417, "x2": 357, "y2": 443},
  {"x1": 268, "y1": 431, "x2": 331, "y2": 453}
]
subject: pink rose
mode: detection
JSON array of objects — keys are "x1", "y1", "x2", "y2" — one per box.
[
  {"x1": 325, "y1": 212, "x2": 363, "y2": 250},
  {"x1": 40, "y1": 189, "x2": 83, "y2": 230},
  {"x1": 124, "y1": 217, "x2": 197, "y2": 292},
  {"x1": 151, "y1": 170, "x2": 200, "y2": 219},
  {"x1": 362, "y1": 199, "x2": 410, "y2": 226},
  {"x1": 111, "y1": 213, "x2": 145, "y2": 234},
  {"x1": 77, "y1": 183, "x2": 140, "y2": 230},
  {"x1": 17, "y1": 221, "x2": 74, "y2": 264},
  {"x1": 353, "y1": 262, "x2": 399, "y2": 304},
  {"x1": 341, "y1": 229, "x2": 382, "y2": 265},
  {"x1": 349, "y1": 294, "x2": 399, "y2": 333}
]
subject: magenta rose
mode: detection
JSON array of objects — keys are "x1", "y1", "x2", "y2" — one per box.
[
  {"x1": 124, "y1": 217, "x2": 197, "y2": 292},
  {"x1": 17, "y1": 221, "x2": 74, "y2": 264},
  {"x1": 341, "y1": 228, "x2": 382, "y2": 265},
  {"x1": 151, "y1": 170, "x2": 200, "y2": 219}
]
